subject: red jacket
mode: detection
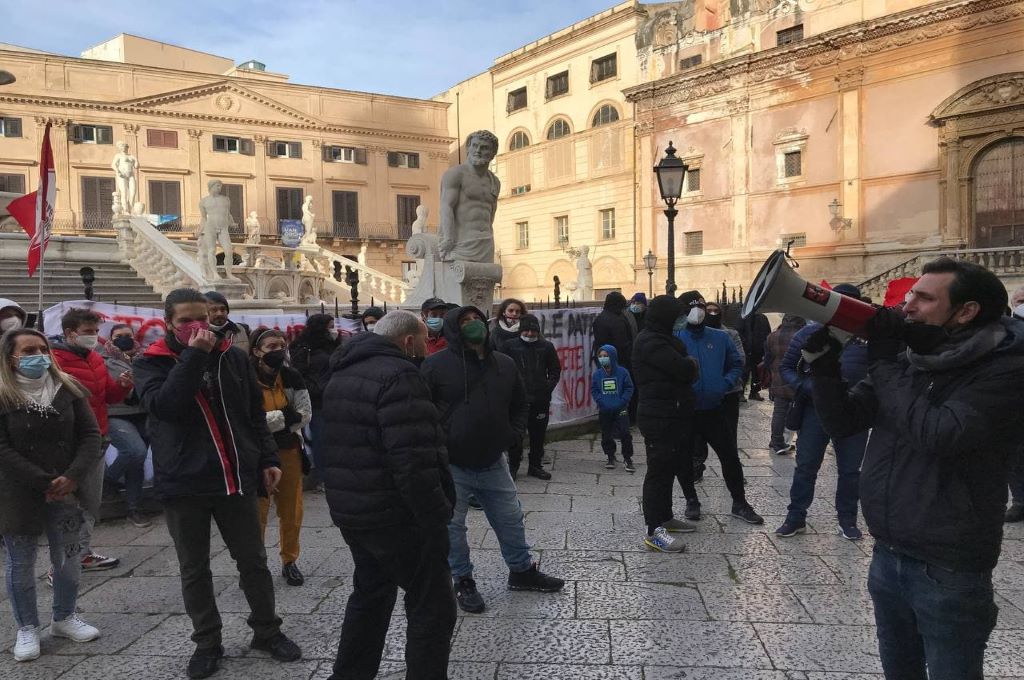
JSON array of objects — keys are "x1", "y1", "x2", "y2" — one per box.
[
  {"x1": 426, "y1": 334, "x2": 448, "y2": 356},
  {"x1": 52, "y1": 342, "x2": 130, "y2": 435}
]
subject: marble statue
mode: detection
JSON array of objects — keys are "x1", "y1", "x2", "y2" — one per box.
[
  {"x1": 438, "y1": 130, "x2": 500, "y2": 263},
  {"x1": 111, "y1": 142, "x2": 139, "y2": 215},
  {"x1": 411, "y1": 204, "x2": 428, "y2": 234},
  {"x1": 198, "y1": 179, "x2": 239, "y2": 281},
  {"x1": 300, "y1": 195, "x2": 317, "y2": 247},
  {"x1": 575, "y1": 245, "x2": 594, "y2": 301},
  {"x1": 357, "y1": 241, "x2": 368, "y2": 267},
  {"x1": 111, "y1": 191, "x2": 122, "y2": 218},
  {"x1": 244, "y1": 211, "x2": 261, "y2": 245}
]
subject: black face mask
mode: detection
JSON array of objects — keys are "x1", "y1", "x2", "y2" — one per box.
[
  {"x1": 262, "y1": 349, "x2": 287, "y2": 370},
  {"x1": 112, "y1": 336, "x2": 135, "y2": 351},
  {"x1": 705, "y1": 312, "x2": 722, "y2": 329},
  {"x1": 903, "y1": 307, "x2": 961, "y2": 355}
]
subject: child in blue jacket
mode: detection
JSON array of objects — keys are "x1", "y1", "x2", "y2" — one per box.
[{"x1": 591, "y1": 344, "x2": 635, "y2": 472}]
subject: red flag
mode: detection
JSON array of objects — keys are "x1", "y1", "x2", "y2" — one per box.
[
  {"x1": 7, "y1": 123, "x2": 55, "y2": 276},
  {"x1": 819, "y1": 279, "x2": 832, "y2": 290},
  {"x1": 883, "y1": 277, "x2": 918, "y2": 307}
]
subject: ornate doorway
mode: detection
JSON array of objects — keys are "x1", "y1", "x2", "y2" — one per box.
[{"x1": 973, "y1": 138, "x2": 1024, "y2": 247}]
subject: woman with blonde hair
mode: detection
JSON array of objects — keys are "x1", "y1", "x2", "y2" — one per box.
[{"x1": 0, "y1": 328, "x2": 103, "y2": 662}]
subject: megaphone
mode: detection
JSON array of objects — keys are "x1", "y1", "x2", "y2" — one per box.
[{"x1": 742, "y1": 250, "x2": 877, "y2": 336}]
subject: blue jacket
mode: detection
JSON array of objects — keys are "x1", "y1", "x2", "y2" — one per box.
[
  {"x1": 780, "y1": 322, "x2": 869, "y2": 393},
  {"x1": 590, "y1": 344, "x2": 635, "y2": 414},
  {"x1": 675, "y1": 325, "x2": 744, "y2": 411}
]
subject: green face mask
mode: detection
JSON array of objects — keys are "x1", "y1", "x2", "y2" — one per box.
[{"x1": 460, "y1": 319, "x2": 487, "y2": 344}]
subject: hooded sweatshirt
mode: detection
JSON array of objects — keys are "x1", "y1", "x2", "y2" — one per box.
[
  {"x1": 420, "y1": 306, "x2": 528, "y2": 469},
  {"x1": 592, "y1": 291, "x2": 635, "y2": 368},
  {"x1": 591, "y1": 344, "x2": 635, "y2": 414},
  {"x1": 0, "y1": 298, "x2": 27, "y2": 330},
  {"x1": 630, "y1": 295, "x2": 699, "y2": 434}
]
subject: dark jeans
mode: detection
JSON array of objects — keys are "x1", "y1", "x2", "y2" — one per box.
[
  {"x1": 869, "y1": 543, "x2": 997, "y2": 679},
  {"x1": 163, "y1": 494, "x2": 282, "y2": 649},
  {"x1": 1009, "y1": 447, "x2": 1024, "y2": 506},
  {"x1": 786, "y1": 404, "x2": 868, "y2": 525},
  {"x1": 509, "y1": 402, "x2": 550, "y2": 471},
  {"x1": 744, "y1": 353, "x2": 764, "y2": 394},
  {"x1": 692, "y1": 393, "x2": 740, "y2": 474},
  {"x1": 768, "y1": 396, "x2": 792, "y2": 450},
  {"x1": 599, "y1": 410, "x2": 633, "y2": 461},
  {"x1": 679, "y1": 406, "x2": 747, "y2": 507},
  {"x1": 641, "y1": 427, "x2": 688, "y2": 533},
  {"x1": 332, "y1": 525, "x2": 456, "y2": 680},
  {"x1": 106, "y1": 415, "x2": 149, "y2": 511}
]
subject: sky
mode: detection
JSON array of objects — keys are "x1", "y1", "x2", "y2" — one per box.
[{"x1": 2, "y1": 0, "x2": 620, "y2": 99}]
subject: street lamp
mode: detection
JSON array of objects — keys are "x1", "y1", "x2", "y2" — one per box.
[
  {"x1": 653, "y1": 141, "x2": 687, "y2": 295},
  {"x1": 828, "y1": 198, "x2": 852, "y2": 231},
  {"x1": 643, "y1": 249, "x2": 658, "y2": 298}
]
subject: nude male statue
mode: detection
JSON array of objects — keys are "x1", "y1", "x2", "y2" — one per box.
[
  {"x1": 438, "y1": 130, "x2": 500, "y2": 263},
  {"x1": 198, "y1": 179, "x2": 239, "y2": 281},
  {"x1": 111, "y1": 142, "x2": 138, "y2": 215}
]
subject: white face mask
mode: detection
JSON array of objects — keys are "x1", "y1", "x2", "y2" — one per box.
[
  {"x1": 75, "y1": 334, "x2": 100, "y2": 350},
  {"x1": 687, "y1": 307, "x2": 706, "y2": 325},
  {"x1": 208, "y1": 322, "x2": 228, "y2": 332},
  {"x1": 366, "y1": 323, "x2": 376, "y2": 333},
  {"x1": 502, "y1": 319, "x2": 520, "y2": 332},
  {"x1": 0, "y1": 317, "x2": 22, "y2": 331},
  {"x1": 1014, "y1": 303, "x2": 1024, "y2": 320},
  {"x1": 521, "y1": 335, "x2": 538, "y2": 344},
  {"x1": 328, "y1": 328, "x2": 339, "y2": 340}
]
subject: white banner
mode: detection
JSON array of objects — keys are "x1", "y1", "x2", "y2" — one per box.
[{"x1": 529, "y1": 306, "x2": 601, "y2": 425}]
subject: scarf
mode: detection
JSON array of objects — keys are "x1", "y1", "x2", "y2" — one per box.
[
  {"x1": 15, "y1": 371, "x2": 60, "y2": 408},
  {"x1": 906, "y1": 322, "x2": 1007, "y2": 373}
]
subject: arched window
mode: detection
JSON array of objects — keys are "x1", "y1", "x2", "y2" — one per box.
[
  {"x1": 973, "y1": 137, "x2": 1024, "y2": 248},
  {"x1": 546, "y1": 118, "x2": 571, "y2": 140},
  {"x1": 508, "y1": 130, "x2": 530, "y2": 151},
  {"x1": 592, "y1": 104, "x2": 620, "y2": 127}
]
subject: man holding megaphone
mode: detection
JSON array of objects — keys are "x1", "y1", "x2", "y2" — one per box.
[{"x1": 789, "y1": 257, "x2": 1024, "y2": 679}]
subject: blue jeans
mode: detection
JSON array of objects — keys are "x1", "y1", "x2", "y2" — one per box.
[
  {"x1": 3, "y1": 501, "x2": 84, "y2": 628},
  {"x1": 869, "y1": 543, "x2": 997, "y2": 679},
  {"x1": 786, "y1": 403, "x2": 868, "y2": 525},
  {"x1": 448, "y1": 454, "x2": 533, "y2": 579},
  {"x1": 106, "y1": 416, "x2": 149, "y2": 511}
]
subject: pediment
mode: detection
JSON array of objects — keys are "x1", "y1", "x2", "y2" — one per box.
[
  {"x1": 120, "y1": 81, "x2": 321, "y2": 126},
  {"x1": 931, "y1": 72, "x2": 1024, "y2": 123}
]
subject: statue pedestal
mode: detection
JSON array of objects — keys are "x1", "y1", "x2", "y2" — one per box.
[
  {"x1": 404, "y1": 232, "x2": 502, "y2": 312},
  {"x1": 205, "y1": 280, "x2": 251, "y2": 301}
]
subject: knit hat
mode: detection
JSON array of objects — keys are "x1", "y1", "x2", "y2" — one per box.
[
  {"x1": 629, "y1": 292, "x2": 648, "y2": 305},
  {"x1": 519, "y1": 314, "x2": 541, "y2": 333},
  {"x1": 204, "y1": 291, "x2": 229, "y2": 311},
  {"x1": 677, "y1": 290, "x2": 705, "y2": 309},
  {"x1": 831, "y1": 283, "x2": 862, "y2": 300}
]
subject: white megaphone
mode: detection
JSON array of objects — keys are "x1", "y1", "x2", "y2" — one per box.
[{"x1": 742, "y1": 250, "x2": 878, "y2": 337}]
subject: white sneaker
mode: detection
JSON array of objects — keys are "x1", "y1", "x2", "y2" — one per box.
[
  {"x1": 50, "y1": 614, "x2": 100, "y2": 642},
  {"x1": 14, "y1": 626, "x2": 40, "y2": 662},
  {"x1": 643, "y1": 527, "x2": 686, "y2": 553}
]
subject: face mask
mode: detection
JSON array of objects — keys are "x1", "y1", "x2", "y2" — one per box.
[
  {"x1": 521, "y1": 335, "x2": 538, "y2": 344},
  {"x1": 687, "y1": 307, "x2": 706, "y2": 326},
  {"x1": 1014, "y1": 303, "x2": 1024, "y2": 320},
  {"x1": 208, "y1": 322, "x2": 228, "y2": 333},
  {"x1": 0, "y1": 317, "x2": 22, "y2": 331},
  {"x1": 902, "y1": 322, "x2": 950, "y2": 355},
  {"x1": 74, "y1": 334, "x2": 99, "y2": 350},
  {"x1": 365, "y1": 323, "x2": 376, "y2": 333},
  {"x1": 461, "y1": 319, "x2": 487, "y2": 344},
  {"x1": 598, "y1": 356, "x2": 611, "y2": 367},
  {"x1": 328, "y1": 328, "x2": 339, "y2": 340},
  {"x1": 629, "y1": 304, "x2": 643, "y2": 314},
  {"x1": 425, "y1": 317, "x2": 444, "y2": 333},
  {"x1": 705, "y1": 312, "x2": 722, "y2": 329},
  {"x1": 17, "y1": 354, "x2": 51, "y2": 379},
  {"x1": 502, "y1": 318, "x2": 520, "y2": 332},
  {"x1": 172, "y1": 320, "x2": 209, "y2": 346},
  {"x1": 262, "y1": 349, "x2": 287, "y2": 370},
  {"x1": 112, "y1": 336, "x2": 135, "y2": 351}
]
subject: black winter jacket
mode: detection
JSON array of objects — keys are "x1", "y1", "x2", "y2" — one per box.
[
  {"x1": 289, "y1": 335, "x2": 336, "y2": 409},
  {"x1": 421, "y1": 306, "x2": 528, "y2": 469},
  {"x1": 738, "y1": 312, "x2": 771, "y2": 358},
  {"x1": 813, "y1": 318, "x2": 1024, "y2": 572},
  {"x1": 133, "y1": 337, "x2": 279, "y2": 499},
  {"x1": 321, "y1": 332, "x2": 454, "y2": 530},
  {"x1": 500, "y1": 336, "x2": 561, "y2": 406},
  {"x1": 631, "y1": 296, "x2": 699, "y2": 436},
  {"x1": 593, "y1": 292, "x2": 635, "y2": 368}
]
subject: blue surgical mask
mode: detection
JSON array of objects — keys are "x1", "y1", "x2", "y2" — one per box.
[
  {"x1": 629, "y1": 304, "x2": 643, "y2": 314},
  {"x1": 598, "y1": 356, "x2": 611, "y2": 367},
  {"x1": 425, "y1": 317, "x2": 444, "y2": 332},
  {"x1": 17, "y1": 354, "x2": 51, "y2": 379}
]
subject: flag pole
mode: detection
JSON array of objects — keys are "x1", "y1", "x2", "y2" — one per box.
[{"x1": 36, "y1": 223, "x2": 46, "y2": 331}]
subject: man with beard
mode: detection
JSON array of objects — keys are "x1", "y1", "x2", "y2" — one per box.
[{"x1": 204, "y1": 291, "x2": 250, "y2": 353}]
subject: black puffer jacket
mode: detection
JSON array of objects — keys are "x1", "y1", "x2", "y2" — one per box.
[
  {"x1": 500, "y1": 316, "x2": 561, "y2": 406},
  {"x1": 593, "y1": 292, "x2": 635, "y2": 368},
  {"x1": 289, "y1": 335, "x2": 336, "y2": 409},
  {"x1": 814, "y1": 318, "x2": 1024, "y2": 572},
  {"x1": 421, "y1": 306, "x2": 528, "y2": 469},
  {"x1": 631, "y1": 295, "x2": 699, "y2": 436},
  {"x1": 321, "y1": 332, "x2": 454, "y2": 530}
]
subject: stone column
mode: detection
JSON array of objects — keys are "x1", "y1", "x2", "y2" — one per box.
[
  {"x1": 186, "y1": 129, "x2": 204, "y2": 227},
  {"x1": 253, "y1": 134, "x2": 270, "y2": 234},
  {"x1": 837, "y1": 67, "x2": 864, "y2": 243},
  {"x1": 727, "y1": 96, "x2": 750, "y2": 251},
  {"x1": 36, "y1": 117, "x2": 72, "y2": 225},
  {"x1": 944, "y1": 128, "x2": 964, "y2": 245}
]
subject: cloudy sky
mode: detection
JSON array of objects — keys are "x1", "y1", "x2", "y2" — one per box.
[{"x1": 3, "y1": 0, "x2": 619, "y2": 99}]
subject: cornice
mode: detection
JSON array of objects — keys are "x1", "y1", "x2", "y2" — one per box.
[{"x1": 122, "y1": 80, "x2": 322, "y2": 126}]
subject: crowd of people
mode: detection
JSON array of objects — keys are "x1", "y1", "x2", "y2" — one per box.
[{"x1": 1, "y1": 255, "x2": 1024, "y2": 679}]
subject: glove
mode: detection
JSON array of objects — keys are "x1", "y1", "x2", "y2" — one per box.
[
  {"x1": 281, "y1": 405, "x2": 303, "y2": 428},
  {"x1": 800, "y1": 326, "x2": 842, "y2": 376},
  {"x1": 864, "y1": 306, "x2": 905, "y2": 362}
]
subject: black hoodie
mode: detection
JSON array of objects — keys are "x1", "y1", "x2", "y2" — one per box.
[
  {"x1": 592, "y1": 291, "x2": 635, "y2": 367},
  {"x1": 630, "y1": 295, "x2": 699, "y2": 435},
  {"x1": 421, "y1": 306, "x2": 528, "y2": 469}
]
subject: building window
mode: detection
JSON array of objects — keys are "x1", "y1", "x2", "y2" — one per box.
[
  {"x1": 777, "y1": 24, "x2": 804, "y2": 46},
  {"x1": 276, "y1": 187, "x2": 304, "y2": 226},
  {"x1": 0, "y1": 174, "x2": 24, "y2": 193},
  {"x1": 684, "y1": 231, "x2": 704, "y2": 255},
  {"x1": 219, "y1": 183, "x2": 244, "y2": 232},
  {"x1": 516, "y1": 221, "x2": 529, "y2": 249},
  {"x1": 509, "y1": 131, "x2": 530, "y2": 151},
  {"x1": 0, "y1": 117, "x2": 23, "y2": 138},
  {"x1": 679, "y1": 54, "x2": 703, "y2": 70},
  {"x1": 686, "y1": 168, "x2": 701, "y2": 193},
  {"x1": 148, "y1": 180, "x2": 182, "y2": 229},
  {"x1": 545, "y1": 71, "x2": 569, "y2": 100},
  {"x1": 507, "y1": 87, "x2": 528, "y2": 113},
  {"x1": 547, "y1": 118, "x2": 571, "y2": 141},
  {"x1": 268, "y1": 140, "x2": 302, "y2": 159},
  {"x1": 555, "y1": 215, "x2": 569, "y2": 246},
  {"x1": 973, "y1": 138, "x2": 1024, "y2": 248},
  {"x1": 146, "y1": 129, "x2": 178, "y2": 148},
  {"x1": 332, "y1": 190, "x2": 359, "y2": 238},
  {"x1": 70, "y1": 124, "x2": 113, "y2": 145},
  {"x1": 590, "y1": 54, "x2": 617, "y2": 83},
  {"x1": 388, "y1": 152, "x2": 420, "y2": 169},
  {"x1": 783, "y1": 150, "x2": 802, "y2": 178},
  {"x1": 774, "y1": 128, "x2": 808, "y2": 183},
  {"x1": 397, "y1": 195, "x2": 420, "y2": 238},
  {"x1": 323, "y1": 145, "x2": 367, "y2": 164},
  {"x1": 592, "y1": 105, "x2": 619, "y2": 128},
  {"x1": 600, "y1": 208, "x2": 615, "y2": 240},
  {"x1": 511, "y1": 184, "x2": 531, "y2": 196},
  {"x1": 80, "y1": 176, "x2": 115, "y2": 229},
  {"x1": 213, "y1": 135, "x2": 254, "y2": 155},
  {"x1": 780, "y1": 232, "x2": 807, "y2": 248}
]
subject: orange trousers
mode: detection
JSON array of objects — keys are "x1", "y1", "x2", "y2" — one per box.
[{"x1": 258, "y1": 447, "x2": 304, "y2": 565}]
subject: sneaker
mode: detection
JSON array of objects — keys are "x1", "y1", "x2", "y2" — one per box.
[
  {"x1": 684, "y1": 500, "x2": 702, "y2": 521},
  {"x1": 282, "y1": 562, "x2": 304, "y2": 587},
  {"x1": 249, "y1": 632, "x2": 302, "y2": 661},
  {"x1": 50, "y1": 613, "x2": 100, "y2": 642},
  {"x1": 508, "y1": 564, "x2": 565, "y2": 593},
  {"x1": 644, "y1": 527, "x2": 685, "y2": 553},
  {"x1": 605, "y1": 458, "x2": 615, "y2": 470},
  {"x1": 660, "y1": 518, "x2": 697, "y2": 533},
  {"x1": 774, "y1": 447, "x2": 792, "y2": 456},
  {"x1": 838, "y1": 524, "x2": 863, "y2": 541},
  {"x1": 187, "y1": 645, "x2": 224, "y2": 679},
  {"x1": 731, "y1": 504, "x2": 765, "y2": 525},
  {"x1": 775, "y1": 520, "x2": 807, "y2": 537},
  {"x1": 624, "y1": 459, "x2": 635, "y2": 473},
  {"x1": 81, "y1": 552, "x2": 120, "y2": 571},
  {"x1": 455, "y1": 576, "x2": 485, "y2": 613},
  {"x1": 128, "y1": 511, "x2": 152, "y2": 529},
  {"x1": 1006, "y1": 504, "x2": 1024, "y2": 523},
  {"x1": 467, "y1": 496, "x2": 483, "y2": 511},
  {"x1": 527, "y1": 466, "x2": 551, "y2": 481},
  {"x1": 13, "y1": 626, "x2": 39, "y2": 662}
]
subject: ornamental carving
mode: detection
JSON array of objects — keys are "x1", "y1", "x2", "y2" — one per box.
[
  {"x1": 634, "y1": 120, "x2": 655, "y2": 136},
  {"x1": 187, "y1": 129, "x2": 203, "y2": 139},
  {"x1": 836, "y1": 66, "x2": 865, "y2": 90},
  {"x1": 122, "y1": 123, "x2": 140, "y2": 135},
  {"x1": 931, "y1": 73, "x2": 1024, "y2": 122},
  {"x1": 726, "y1": 96, "x2": 749, "y2": 115},
  {"x1": 428, "y1": 151, "x2": 449, "y2": 160}
]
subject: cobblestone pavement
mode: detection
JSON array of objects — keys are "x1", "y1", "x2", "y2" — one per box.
[{"x1": 4, "y1": 399, "x2": 1024, "y2": 679}]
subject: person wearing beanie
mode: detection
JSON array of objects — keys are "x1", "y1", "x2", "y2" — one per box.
[
  {"x1": 421, "y1": 298, "x2": 450, "y2": 356},
  {"x1": 674, "y1": 291, "x2": 764, "y2": 526},
  {"x1": 361, "y1": 307, "x2": 385, "y2": 332},
  {"x1": 627, "y1": 292, "x2": 647, "y2": 332},
  {"x1": 204, "y1": 291, "x2": 251, "y2": 353},
  {"x1": 594, "y1": 291, "x2": 637, "y2": 423},
  {"x1": 631, "y1": 295, "x2": 700, "y2": 552}
]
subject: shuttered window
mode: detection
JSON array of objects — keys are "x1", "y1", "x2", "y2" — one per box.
[
  {"x1": 397, "y1": 195, "x2": 420, "y2": 238},
  {"x1": 332, "y1": 190, "x2": 359, "y2": 237},
  {"x1": 684, "y1": 231, "x2": 704, "y2": 255},
  {"x1": 323, "y1": 146, "x2": 367, "y2": 164},
  {"x1": 80, "y1": 176, "x2": 115, "y2": 230},
  {"x1": 268, "y1": 140, "x2": 302, "y2": 159},
  {"x1": 0, "y1": 174, "x2": 25, "y2": 193},
  {"x1": 590, "y1": 54, "x2": 617, "y2": 83},
  {"x1": 387, "y1": 152, "x2": 420, "y2": 169},
  {"x1": 545, "y1": 71, "x2": 569, "y2": 99},
  {"x1": 777, "y1": 24, "x2": 804, "y2": 46},
  {"x1": 277, "y1": 187, "x2": 304, "y2": 222},
  {"x1": 148, "y1": 180, "x2": 182, "y2": 231},
  {"x1": 220, "y1": 183, "x2": 243, "y2": 233},
  {"x1": 506, "y1": 87, "x2": 527, "y2": 113},
  {"x1": 70, "y1": 124, "x2": 113, "y2": 144},
  {"x1": 146, "y1": 129, "x2": 178, "y2": 148},
  {"x1": 0, "y1": 117, "x2": 22, "y2": 138}
]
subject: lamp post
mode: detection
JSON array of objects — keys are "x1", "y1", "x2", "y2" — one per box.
[
  {"x1": 828, "y1": 198, "x2": 852, "y2": 231},
  {"x1": 643, "y1": 249, "x2": 657, "y2": 298},
  {"x1": 653, "y1": 141, "x2": 687, "y2": 295}
]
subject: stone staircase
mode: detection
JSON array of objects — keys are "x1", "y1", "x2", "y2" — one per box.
[
  {"x1": 0, "y1": 260, "x2": 163, "y2": 310},
  {"x1": 858, "y1": 246, "x2": 1024, "y2": 301}
]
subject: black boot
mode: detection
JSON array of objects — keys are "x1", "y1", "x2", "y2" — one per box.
[{"x1": 187, "y1": 645, "x2": 224, "y2": 679}]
